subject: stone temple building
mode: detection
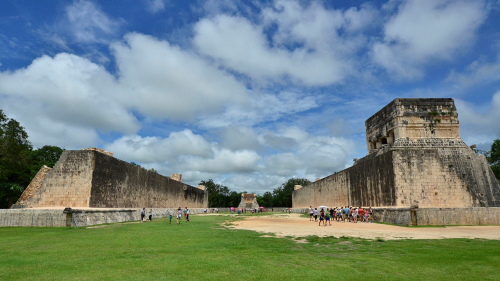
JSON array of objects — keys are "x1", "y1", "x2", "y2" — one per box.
[
  {"x1": 293, "y1": 98, "x2": 500, "y2": 211},
  {"x1": 237, "y1": 193, "x2": 260, "y2": 210}
]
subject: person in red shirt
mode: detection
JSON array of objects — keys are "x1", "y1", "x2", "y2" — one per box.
[{"x1": 358, "y1": 207, "x2": 364, "y2": 223}]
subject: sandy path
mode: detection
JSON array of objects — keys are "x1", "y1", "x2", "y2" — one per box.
[{"x1": 229, "y1": 214, "x2": 500, "y2": 240}]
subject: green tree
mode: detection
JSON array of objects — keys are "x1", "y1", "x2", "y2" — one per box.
[
  {"x1": 199, "y1": 179, "x2": 232, "y2": 207},
  {"x1": 256, "y1": 191, "x2": 274, "y2": 207},
  {"x1": 0, "y1": 110, "x2": 33, "y2": 208},
  {"x1": 272, "y1": 178, "x2": 311, "y2": 207},
  {"x1": 482, "y1": 140, "x2": 500, "y2": 180}
]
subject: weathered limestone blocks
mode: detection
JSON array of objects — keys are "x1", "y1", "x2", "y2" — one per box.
[
  {"x1": 13, "y1": 150, "x2": 208, "y2": 209},
  {"x1": 14, "y1": 165, "x2": 52, "y2": 208},
  {"x1": 237, "y1": 193, "x2": 260, "y2": 209},
  {"x1": 171, "y1": 174, "x2": 182, "y2": 182},
  {"x1": 82, "y1": 147, "x2": 113, "y2": 157},
  {"x1": 294, "y1": 185, "x2": 302, "y2": 191},
  {"x1": 293, "y1": 98, "x2": 500, "y2": 211}
]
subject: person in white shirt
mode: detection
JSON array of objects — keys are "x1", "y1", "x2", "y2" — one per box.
[
  {"x1": 176, "y1": 207, "x2": 182, "y2": 224},
  {"x1": 186, "y1": 208, "x2": 190, "y2": 222}
]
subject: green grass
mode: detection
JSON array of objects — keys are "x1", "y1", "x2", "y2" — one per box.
[{"x1": 0, "y1": 215, "x2": 499, "y2": 280}]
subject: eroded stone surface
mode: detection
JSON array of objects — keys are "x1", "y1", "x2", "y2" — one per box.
[{"x1": 293, "y1": 98, "x2": 500, "y2": 209}]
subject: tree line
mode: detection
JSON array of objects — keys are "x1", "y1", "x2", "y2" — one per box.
[
  {"x1": 0, "y1": 110, "x2": 63, "y2": 208},
  {"x1": 476, "y1": 140, "x2": 500, "y2": 180},
  {"x1": 199, "y1": 178, "x2": 311, "y2": 208}
]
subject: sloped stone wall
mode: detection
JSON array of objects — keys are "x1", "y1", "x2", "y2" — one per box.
[
  {"x1": 89, "y1": 151, "x2": 207, "y2": 208},
  {"x1": 292, "y1": 150, "x2": 396, "y2": 208},
  {"x1": 13, "y1": 165, "x2": 52, "y2": 208},
  {"x1": 293, "y1": 146, "x2": 500, "y2": 208},
  {"x1": 17, "y1": 151, "x2": 95, "y2": 208}
]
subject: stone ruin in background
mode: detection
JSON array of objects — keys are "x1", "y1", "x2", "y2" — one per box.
[
  {"x1": 237, "y1": 193, "x2": 260, "y2": 210},
  {"x1": 293, "y1": 98, "x2": 500, "y2": 210}
]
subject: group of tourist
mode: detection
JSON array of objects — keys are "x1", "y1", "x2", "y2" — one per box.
[{"x1": 309, "y1": 206, "x2": 373, "y2": 226}]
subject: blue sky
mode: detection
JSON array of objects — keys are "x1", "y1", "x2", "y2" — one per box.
[{"x1": 1, "y1": 0, "x2": 500, "y2": 193}]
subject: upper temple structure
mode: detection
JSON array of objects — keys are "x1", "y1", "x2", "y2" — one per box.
[
  {"x1": 293, "y1": 98, "x2": 500, "y2": 208},
  {"x1": 237, "y1": 193, "x2": 260, "y2": 210}
]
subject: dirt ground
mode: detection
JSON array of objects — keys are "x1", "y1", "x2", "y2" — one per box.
[{"x1": 228, "y1": 213, "x2": 500, "y2": 240}]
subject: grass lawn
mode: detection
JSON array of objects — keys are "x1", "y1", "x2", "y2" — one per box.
[{"x1": 0, "y1": 214, "x2": 499, "y2": 280}]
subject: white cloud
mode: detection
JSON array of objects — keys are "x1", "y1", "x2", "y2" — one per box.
[
  {"x1": 111, "y1": 33, "x2": 249, "y2": 120},
  {"x1": 145, "y1": 0, "x2": 166, "y2": 13},
  {"x1": 105, "y1": 129, "x2": 213, "y2": 164},
  {"x1": 220, "y1": 126, "x2": 261, "y2": 151},
  {"x1": 66, "y1": 0, "x2": 122, "y2": 43},
  {"x1": 103, "y1": 126, "x2": 356, "y2": 192},
  {"x1": 193, "y1": 1, "x2": 376, "y2": 86},
  {"x1": 372, "y1": 0, "x2": 488, "y2": 80},
  {"x1": 447, "y1": 52, "x2": 500, "y2": 88},
  {"x1": 0, "y1": 53, "x2": 140, "y2": 148},
  {"x1": 199, "y1": 91, "x2": 318, "y2": 128},
  {"x1": 455, "y1": 91, "x2": 500, "y2": 145}
]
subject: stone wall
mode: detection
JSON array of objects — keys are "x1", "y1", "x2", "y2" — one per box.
[
  {"x1": 293, "y1": 150, "x2": 396, "y2": 208},
  {"x1": 293, "y1": 145, "x2": 500, "y2": 208},
  {"x1": 15, "y1": 151, "x2": 95, "y2": 208},
  {"x1": 0, "y1": 208, "x2": 214, "y2": 227},
  {"x1": 14, "y1": 165, "x2": 52, "y2": 207},
  {"x1": 13, "y1": 150, "x2": 208, "y2": 209},
  {"x1": 392, "y1": 147, "x2": 499, "y2": 207},
  {"x1": 372, "y1": 207, "x2": 500, "y2": 226},
  {"x1": 0, "y1": 209, "x2": 67, "y2": 227},
  {"x1": 89, "y1": 152, "x2": 207, "y2": 208}
]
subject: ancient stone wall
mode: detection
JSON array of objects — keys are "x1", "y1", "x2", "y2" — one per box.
[
  {"x1": 293, "y1": 144, "x2": 500, "y2": 208},
  {"x1": 13, "y1": 150, "x2": 208, "y2": 209},
  {"x1": 14, "y1": 165, "x2": 52, "y2": 207},
  {"x1": 16, "y1": 151, "x2": 95, "y2": 208},
  {"x1": 293, "y1": 150, "x2": 396, "y2": 208},
  {"x1": 89, "y1": 152, "x2": 207, "y2": 208}
]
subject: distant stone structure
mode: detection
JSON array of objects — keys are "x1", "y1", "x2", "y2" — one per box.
[
  {"x1": 12, "y1": 149, "x2": 208, "y2": 209},
  {"x1": 293, "y1": 98, "x2": 500, "y2": 209},
  {"x1": 237, "y1": 193, "x2": 260, "y2": 210}
]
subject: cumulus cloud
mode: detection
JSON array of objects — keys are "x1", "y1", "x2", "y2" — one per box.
[
  {"x1": 112, "y1": 33, "x2": 249, "y2": 120},
  {"x1": 104, "y1": 129, "x2": 213, "y2": 164},
  {"x1": 0, "y1": 53, "x2": 140, "y2": 148},
  {"x1": 455, "y1": 91, "x2": 500, "y2": 146},
  {"x1": 103, "y1": 126, "x2": 356, "y2": 192},
  {"x1": 199, "y1": 91, "x2": 318, "y2": 128},
  {"x1": 372, "y1": 0, "x2": 487, "y2": 80},
  {"x1": 220, "y1": 126, "x2": 261, "y2": 151},
  {"x1": 193, "y1": 1, "x2": 377, "y2": 86},
  {"x1": 447, "y1": 52, "x2": 500, "y2": 88},
  {"x1": 66, "y1": 0, "x2": 123, "y2": 43}
]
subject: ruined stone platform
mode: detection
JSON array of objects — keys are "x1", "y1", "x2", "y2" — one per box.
[
  {"x1": 289, "y1": 207, "x2": 500, "y2": 226},
  {"x1": 0, "y1": 208, "x2": 213, "y2": 227}
]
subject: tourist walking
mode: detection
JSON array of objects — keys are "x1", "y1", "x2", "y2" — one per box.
[
  {"x1": 313, "y1": 208, "x2": 318, "y2": 222},
  {"x1": 169, "y1": 213, "x2": 172, "y2": 224},
  {"x1": 319, "y1": 209, "x2": 325, "y2": 226},
  {"x1": 141, "y1": 208, "x2": 146, "y2": 222},
  {"x1": 186, "y1": 208, "x2": 190, "y2": 222},
  {"x1": 325, "y1": 209, "x2": 331, "y2": 226},
  {"x1": 309, "y1": 206, "x2": 314, "y2": 221},
  {"x1": 149, "y1": 209, "x2": 153, "y2": 222},
  {"x1": 176, "y1": 207, "x2": 182, "y2": 224},
  {"x1": 369, "y1": 207, "x2": 373, "y2": 223},
  {"x1": 358, "y1": 207, "x2": 364, "y2": 223}
]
